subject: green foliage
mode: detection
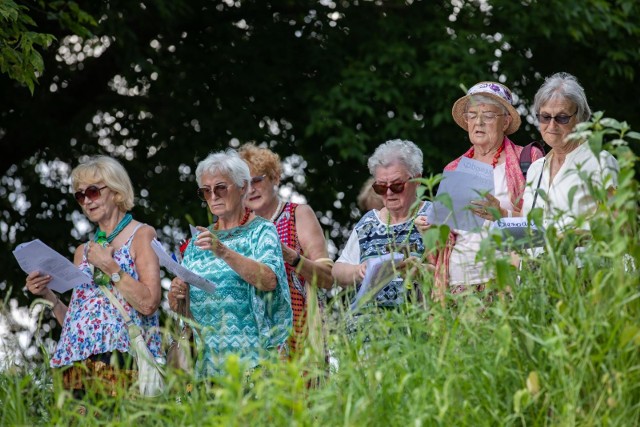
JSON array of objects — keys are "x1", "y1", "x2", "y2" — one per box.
[
  {"x1": 1, "y1": 0, "x2": 640, "y2": 327},
  {"x1": 0, "y1": 0, "x2": 95, "y2": 93},
  {"x1": 1, "y1": 114, "x2": 638, "y2": 425}
]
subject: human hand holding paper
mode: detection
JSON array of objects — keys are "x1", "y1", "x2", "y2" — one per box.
[
  {"x1": 150, "y1": 239, "x2": 216, "y2": 293},
  {"x1": 13, "y1": 239, "x2": 91, "y2": 293},
  {"x1": 350, "y1": 253, "x2": 404, "y2": 311}
]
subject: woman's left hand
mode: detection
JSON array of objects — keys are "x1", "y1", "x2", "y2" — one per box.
[{"x1": 470, "y1": 193, "x2": 503, "y2": 221}]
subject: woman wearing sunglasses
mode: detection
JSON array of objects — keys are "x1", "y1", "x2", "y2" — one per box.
[
  {"x1": 25, "y1": 155, "x2": 162, "y2": 399},
  {"x1": 416, "y1": 81, "x2": 543, "y2": 300},
  {"x1": 238, "y1": 144, "x2": 333, "y2": 365},
  {"x1": 167, "y1": 149, "x2": 292, "y2": 378},
  {"x1": 522, "y1": 72, "x2": 618, "y2": 229},
  {"x1": 333, "y1": 139, "x2": 432, "y2": 309}
]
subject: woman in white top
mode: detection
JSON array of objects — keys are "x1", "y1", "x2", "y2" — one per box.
[
  {"x1": 416, "y1": 82, "x2": 543, "y2": 298},
  {"x1": 522, "y1": 72, "x2": 618, "y2": 229}
]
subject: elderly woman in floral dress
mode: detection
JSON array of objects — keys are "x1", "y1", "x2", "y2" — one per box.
[
  {"x1": 333, "y1": 139, "x2": 432, "y2": 309},
  {"x1": 25, "y1": 155, "x2": 162, "y2": 400}
]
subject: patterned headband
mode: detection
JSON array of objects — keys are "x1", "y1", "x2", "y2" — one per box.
[{"x1": 467, "y1": 82, "x2": 514, "y2": 105}]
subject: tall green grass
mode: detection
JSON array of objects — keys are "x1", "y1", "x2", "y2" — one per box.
[{"x1": 1, "y1": 114, "x2": 638, "y2": 426}]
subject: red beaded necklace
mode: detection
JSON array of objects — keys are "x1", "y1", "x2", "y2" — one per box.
[
  {"x1": 213, "y1": 207, "x2": 252, "y2": 230},
  {"x1": 466, "y1": 141, "x2": 505, "y2": 168}
]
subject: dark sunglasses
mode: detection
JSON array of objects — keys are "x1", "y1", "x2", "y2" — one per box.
[
  {"x1": 536, "y1": 111, "x2": 577, "y2": 125},
  {"x1": 74, "y1": 185, "x2": 108, "y2": 204},
  {"x1": 250, "y1": 175, "x2": 266, "y2": 185},
  {"x1": 197, "y1": 183, "x2": 233, "y2": 201},
  {"x1": 372, "y1": 181, "x2": 407, "y2": 196}
]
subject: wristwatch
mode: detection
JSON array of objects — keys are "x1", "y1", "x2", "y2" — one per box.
[{"x1": 111, "y1": 268, "x2": 124, "y2": 284}]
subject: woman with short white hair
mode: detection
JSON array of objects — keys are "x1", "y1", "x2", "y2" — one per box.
[
  {"x1": 333, "y1": 139, "x2": 431, "y2": 308},
  {"x1": 168, "y1": 149, "x2": 292, "y2": 378}
]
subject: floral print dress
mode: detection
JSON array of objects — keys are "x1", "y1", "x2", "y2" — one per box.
[{"x1": 50, "y1": 224, "x2": 162, "y2": 368}]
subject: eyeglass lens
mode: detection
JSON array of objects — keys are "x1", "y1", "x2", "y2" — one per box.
[
  {"x1": 74, "y1": 185, "x2": 107, "y2": 203},
  {"x1": 463, "y1": 112, "x2": 503, "y2": 122},
  {"x1": 536, "y1": 113, "x2": 574, "y2": 125},
  {"x1": 250, "y1": 175, "x2": 266, "y2": 184},
  {"x1": 372, "y1": 182, "x2": 405, "y2": 196},
  {"x1": 197, "y1": 184, "x2": 229, "y2": 201}
]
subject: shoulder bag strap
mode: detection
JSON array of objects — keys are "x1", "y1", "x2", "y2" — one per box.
[
  {"x1": 520, "y1": 141, "x2": 545, "y2": 178},
  {"x1": 99, "y1": 284, "x2": 134, "y2": 327}
]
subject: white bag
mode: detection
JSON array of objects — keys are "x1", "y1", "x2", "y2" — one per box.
[
  {"x1": 128, "y1": 324, "x2": 165, "y2": 397},
  {"x1": 100, "y1": 285, "x2": 165, "y2": 397}
]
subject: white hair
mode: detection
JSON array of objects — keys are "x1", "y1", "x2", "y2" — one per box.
[
  {"x1": 195, "y1": 149, "x2": 251, "y2": 190},
  {"x1": 533, "y1": 72, "x2": 591, "y2": 122},
  {"x1": 367, "y1": 139, "x2": 423, "y2": 177}
]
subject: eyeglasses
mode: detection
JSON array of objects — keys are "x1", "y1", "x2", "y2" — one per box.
[
  {"x1": 371, "y1": 181, "x2": 407, "y2": 196},
  {"x1": 250, "y1": 175, "x2": 266, "y2": 185},
  {"x1": 197, "y1": 183, "x2": 233, "y2": 201},
  {"x1": 74, "y1": 185, "x2": 108, "y2": 204},
  {"x1": 536, "y1": 111, "x2": 577, "y2": 125},
  {"x1": 462, "y1": 111, "x2": 507, "y2": 123}
]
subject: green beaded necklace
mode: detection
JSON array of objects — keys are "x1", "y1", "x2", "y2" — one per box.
[{"x1": 94, "y1": 213, "x2": 133, "y2": 243}]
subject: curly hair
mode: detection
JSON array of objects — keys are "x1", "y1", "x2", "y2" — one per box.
[{"x1": 238, "y1": 143, "x2": 283, "y2": 182}]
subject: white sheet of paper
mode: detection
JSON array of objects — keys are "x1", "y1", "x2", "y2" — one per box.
[
  {"x1": 457, "y1": 156, "x2": 494, "y2": 181},
  {"x1": 12, "y1": 239, "x2": 91, "y2": 293},
  {"x1": 189, "y1": 224, "x2": 200, "y2": 238},
  {"x1": 350, "y1": 253, "x2": 404, "y2": 311},
  {"x1": 151, "y1": 239, "x2": 216, "y2": 293},
  {"x1": 490, "y1": 217, "x2": 544, "y2": 248},
  {"x1": 429, "y1": 158, "x2": 494, "y2": 231}
]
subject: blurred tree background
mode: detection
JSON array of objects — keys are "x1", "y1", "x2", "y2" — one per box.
[{"x1": 2, "y1": 0, "x2": 639, "y2": 310}]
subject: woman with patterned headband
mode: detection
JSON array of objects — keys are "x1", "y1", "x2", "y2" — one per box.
[{"x1": 416, "y1": 81, "x2": 543, "y2": 299}]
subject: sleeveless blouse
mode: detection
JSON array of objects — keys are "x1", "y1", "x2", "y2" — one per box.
[
  {"x1": 50, "y1": 224, "x2": 163, "y2": 368},
  {"x1": 273, "y1": 202, "x2": 309, "y2": 355}
]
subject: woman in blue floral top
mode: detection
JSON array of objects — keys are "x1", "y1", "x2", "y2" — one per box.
[
  {"x1": 168, "y1": 149, "x2": 292, "y2": 378},
  {"x1": 25, "y1": 155, "x2": 163, "y2": 398}
]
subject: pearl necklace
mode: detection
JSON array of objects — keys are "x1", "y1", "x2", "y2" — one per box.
[{"x1": 270, "y1": 199, "x2": 284, "y2": 223}]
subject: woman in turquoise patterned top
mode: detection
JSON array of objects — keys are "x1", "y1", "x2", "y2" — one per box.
[{"x1": 168, "y1": 149, "x2": 292, "y2": 378}]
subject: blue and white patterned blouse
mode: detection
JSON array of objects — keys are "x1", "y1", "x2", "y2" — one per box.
[
  {"x1": 336, "y1": 201, "x2": 432, "y2": 307},
  {"x1": 183, "y1": 217, "x2": 292, "y2": 378}
]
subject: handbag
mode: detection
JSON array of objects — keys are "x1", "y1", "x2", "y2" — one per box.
[
  {"x1": 99, "y1": 285, "x2": 165, "y2": 397},
  {"x1": 166, "y1": 299, "x2": 196, "y2": 372}
]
